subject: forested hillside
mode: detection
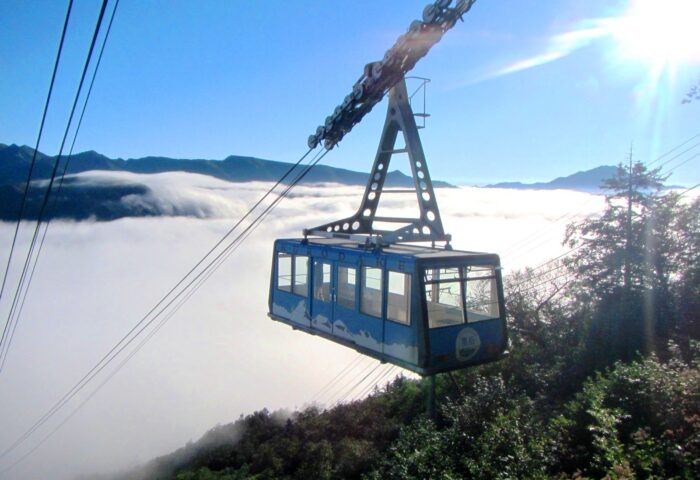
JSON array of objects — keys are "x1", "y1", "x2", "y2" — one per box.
[{"x1": 106, "y1": 163, "x2": 700, "y2": 480}]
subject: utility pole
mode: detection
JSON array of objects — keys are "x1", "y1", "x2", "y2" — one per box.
[{"x1": 624, "y1": 143, "x2": 633, "y2": 290}]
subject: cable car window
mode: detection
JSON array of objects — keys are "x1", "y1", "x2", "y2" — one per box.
[
  {"x1": 465, "y1": 266, "x2": 500, "y2": 321},
  {"x1": 361, "y1": 267, "x2": 383, "y2": 318},
  {"x1": 424, "y1": 267, "x2": 465, "y2": 328},
  {"x1": 314, "y1": 261, "x2": 332, "y2": 302},
  {"x1": 293, "y1": 255, "x2": 309, "y2": 297},
  {"x1": 337, "y1": 266, "x2": 356, "y2": 309},
  {"x1": 277, "y1": 252, "x2": 292, "y2": 292},
  {"x1": 387, "y1": 271, "x2": 411, "y2": 325}
]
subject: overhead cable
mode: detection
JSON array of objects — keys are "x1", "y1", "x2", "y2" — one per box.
[
  {"x1": 0, "y1": 0, "x2": 74, "y2": 334},
  {"x1": 0, "y1": 0, "x2": 110, "y2": 371},
  {"x1": 0, "y1": 0, "x2": 121, "y2": 373}
]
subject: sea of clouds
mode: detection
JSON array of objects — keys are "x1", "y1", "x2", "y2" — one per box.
[{"x1": 0, "y1": 171, "x2": 606, "y2": 479}]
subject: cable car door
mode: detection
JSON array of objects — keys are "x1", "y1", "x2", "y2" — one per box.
[
  {"x1": 311, "y1": 260, "x2": 334, "y2": 334},
  {"x1": 331, "y1": 263, "x2": 356, "y2": 343}
]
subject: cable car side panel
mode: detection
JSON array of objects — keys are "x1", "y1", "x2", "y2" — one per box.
[
  {"x1": 269, "y1": 239, "x2": 426, "y2": 373},
  {"x1": 269, "y1": 240, "x2": 507, "y2": 376}
]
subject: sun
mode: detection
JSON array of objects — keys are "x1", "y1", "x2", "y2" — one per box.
[
  {"x1": 491, "y1": 0, "x2": 700, "y2": 81},
  {"x1": 610, "y1": 0, "x2": 700, "y2": 67}
]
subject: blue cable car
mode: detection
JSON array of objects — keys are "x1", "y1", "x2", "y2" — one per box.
[
  {"x1": 269, "y1": 238, "x2": 506, "y2": 375},
  {"x1": 269, "y1": 74, "x2": 508, "y2": 376}
]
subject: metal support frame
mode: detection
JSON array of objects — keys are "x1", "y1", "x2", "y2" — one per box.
[
  {"x1": 305, "y1": 78, "x2": 450, "y2": 246},
  {"x1": 427, "y1": 374, "x2": 436, "y2": 419}
]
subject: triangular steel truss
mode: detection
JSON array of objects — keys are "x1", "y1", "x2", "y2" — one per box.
[{"x1": 305, "y1": 78, "x2": 450, "y2": 246}]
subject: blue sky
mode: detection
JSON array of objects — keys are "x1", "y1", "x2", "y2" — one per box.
[{"x1": 1, "y1": 0, "x2": 699, "y2": 185}]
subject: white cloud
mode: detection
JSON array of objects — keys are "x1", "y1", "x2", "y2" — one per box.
[{"x1": 0, "y1": 172, "x2": 605, "y2": 479}]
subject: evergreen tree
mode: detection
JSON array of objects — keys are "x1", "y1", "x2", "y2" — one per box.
[
  {"x1": 672, "y1": 195, "x2": 700, "y2": 339},
  {"x1": 564, "y1": 159, "x2": 667, "y2": 362},
  {"x1": 565, "y1": 159, "x2": 666, "y2": 297}
]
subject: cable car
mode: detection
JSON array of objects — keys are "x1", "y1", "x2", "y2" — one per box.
[
  {"x1": 268, "y1": 73, "x2": 507, "y2": 376},
  {"x1": 268, "y1": 0, "x2": 499, "y2": 378},
  {"x1": 269, "y1": 238, "x2": 506, "y2": 375}
]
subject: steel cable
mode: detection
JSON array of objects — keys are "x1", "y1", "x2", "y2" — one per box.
[
  {"x1": 0, "y1": 0, "x2": 74, "y2": 352},
  {"x1": 0, "y1": 0, "x2": 110, "y2": 371},
  {"x1": 1, "y1": 0, "x2": 121, "y2": 373}
]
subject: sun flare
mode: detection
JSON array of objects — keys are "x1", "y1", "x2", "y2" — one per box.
[
  {"x1": 611, "y1": 0, "x2": 700, "y2": 67},
  {"x1": 493, "y1": 0, "x2": 700, "y2": 80}
]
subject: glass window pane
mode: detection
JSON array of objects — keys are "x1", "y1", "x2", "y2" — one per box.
[
  {"x1": 439, "y1": 267, "x2": 461, "y2": 281},
  {"x1": 387, "y1": 271, "x2": 410, "y2": 325},
  {"x1": 347, "y1": 268, "x2": 356, "y2": 285},
  {"x1": 439, "y1": 283, "x2": 462, "y2": 308},
  {"x1": 313, "y1": 261, "x2": 332, "y2": 302},
  {"x1": 361, "y1": 267, "x2": 383, "y2": 318},
  {"x1": 466, "y1": 277, "x2": 500, "y2": 322},
  {"x1": 424, "y1": 266, "x2": 464, "y2": 329},
  {"x1": 277, "y1": 252, "x2": 292, "y2": 292},
  {"x1": 337, "y1": 266, "x2": 356, "y2": 310},
  {"x1": 293, "y1": 255, "x2": 308, "y2": 297}
]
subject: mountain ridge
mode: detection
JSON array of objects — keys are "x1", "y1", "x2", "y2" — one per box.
[
  {"x1": 485, "y1": 165, "x2": 618, "y2": 192},
  {"x1": 0, "y1": 144, "x2": 453, "y2": 188},
  {"x1": 0, "y1": 143, "x2": 456, "y2": 221}
]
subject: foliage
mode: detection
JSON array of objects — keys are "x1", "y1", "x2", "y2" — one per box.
[
  {"x1": 565, "y1": 162, "x2": 699, "y2": 364},
  {"x1": 551, "y1": 349, "x2": 700, "y2": 478}
]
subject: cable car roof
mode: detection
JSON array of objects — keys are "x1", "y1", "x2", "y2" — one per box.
[{"x1": 280, "y1": 237, "x2": 500, "y2": 262}]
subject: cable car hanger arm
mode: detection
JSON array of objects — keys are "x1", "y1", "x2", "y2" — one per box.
[{"x1": 304, "y1": 79, "x2": 451, "y2": 246}]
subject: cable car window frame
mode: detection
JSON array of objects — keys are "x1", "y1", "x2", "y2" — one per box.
[
  {"x1": 277, "y1": 252, "x2": 309, "y2": 298},
  {"x1": 387, "y1": 270, "x2": 411, "y2": 325},
  {"x1": 424, "y1": 267, "x2": 466, "y2": 329},
  {"x1": 293, "y1": 255, "x2": 309, "y2": 297},
  {"x1": 360, "y1": 266, "x2": 383, "y2": 318},
  {"x1": 277, "y1": 252, "x2": 293, "y2": 292},
  {"x1": 337, "y1": 265, "x2": 357, "y2": 310},
  {"x1": 464, "y1": 266, "x2": 501, "y2": 322},
  {"x1": 423, "y1": 264, "x2": 502, "y2": 328},
  {"x1": 313, "y1": 260, "x2": 332, "y2": 302}
]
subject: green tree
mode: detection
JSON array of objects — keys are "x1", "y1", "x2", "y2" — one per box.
[
  {"x1": 565, "y1": 160, "x2": 666, "y2": 297},
  {"x1": 564, "y1": 160, "x2": 668, "y2": 362},
  {"x1": 672, "y1": 195, "x2": 700, "y2": 339}
]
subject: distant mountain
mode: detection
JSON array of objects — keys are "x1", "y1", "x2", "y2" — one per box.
[
  {"x1": 0, "y1": 144, "x2": 453, "y2": 188},
  {"x1": 486, "y1": 165, "x2": 618, "y2": 192},
  {"x1": 0, "y1": 144, "x2": 452, "y2": 221}
]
